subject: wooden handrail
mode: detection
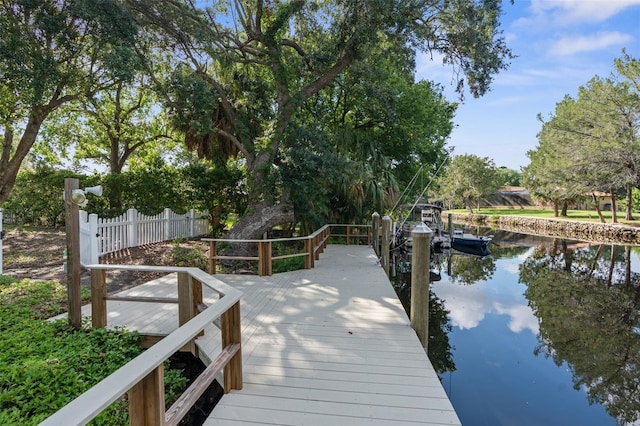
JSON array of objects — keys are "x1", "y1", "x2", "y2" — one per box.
[
  {"x1": 203, "y1": 224, "x2": 368, "y2": 276},
  {"x1": 40, "y1": 266, "x2": 242, "y2": 426}
]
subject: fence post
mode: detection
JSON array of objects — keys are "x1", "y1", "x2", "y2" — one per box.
[
  {"x1": 177, "y1": 272, "x2": 197, "y2": 355},
  {"x1": 189, "y1": 209, "x2": 195, "y2": 237},
  {"x1": 88, "y1": 213, "x2": 99, "y2": 264},
  {"x1": 64, "y1": 178, "x2": 82, "y2": 330},
  {"x1": 164, "y1": 208, "x2": 171, "y2": 241},
  {"x1": 381, "y1": 216, "x2": 391, "y2": 276},
  {"x1": 371, "y1": 212, "x2": 380, "y2": 256},
  {"x1": 304, "y1": 237, "x2": 314, "y2": 269},
  {"x1": 128, "y1": 365, "x2": 165, "y2": 426},
  {"x1": 221, "y1": 301, "x2": 243, "y2": 393},
  {"x1": 208, "y1": 241, "x2": 217, "y2": 274},
  {"x1": 91, "y1": 268, "x2": 107, "y2": 328},
  {"x1": 410, "y1": 223, "x2": 432, "y2": 351},
  {"x1": 258, "y1": 241, "x2": 272, "y2": 276},
  {"x1": 346, "y1": 226, "x2": 351, "y2": 245},
  {"x1": 127, "y1": 208, "x2": 138, "y2": 248}
]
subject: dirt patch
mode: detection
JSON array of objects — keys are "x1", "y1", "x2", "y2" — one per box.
[{"x1": 1, "y1": 226, "x2": 206, "y2": 293}]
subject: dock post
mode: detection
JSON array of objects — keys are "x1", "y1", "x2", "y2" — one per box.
[
  {"x1": 64, "y1": 178, "x2": 82, "y2": 330},
  {"x1": 381, "y1": 215, "x2": 391, "y2": 276},
  {"x1": 90, "y1": 268, "x2": 107, "y2": 328},
  {"x1": 372, "y1": 212, "x2": 380, "y2": 256},
  {"x1": 129, "y1": 364, "x2": 165, "y2": 426},
  {"x1": 208, "y1": 240, "x2": 217, "y2": 274},
  {"x1": 410, "y1": 223, "x2": 432, "y2": 351},
  {"x1": 258, "y1": 240, "x2": 272, "y2": 276}
]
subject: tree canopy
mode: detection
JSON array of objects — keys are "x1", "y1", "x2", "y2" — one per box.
[
  {"x1": 1, "y1": 0, "x2": 515, "y2": 237},
  {"x1": 123, "y1": 0, "x2": 513, "y2": 237},
  {"x1": 525, "y1": 53, "x2": 640, "y2": 221},
  {"x1": 0, "y1": 0, "x2": 139, "y2": 204},
  {"x1": 439, "y1": 154, "x2": 501, "y2": 212}
]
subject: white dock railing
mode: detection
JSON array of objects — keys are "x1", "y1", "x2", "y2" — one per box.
[{"x1": 79, "y1": 208, "x2": 209, "y2": 265}]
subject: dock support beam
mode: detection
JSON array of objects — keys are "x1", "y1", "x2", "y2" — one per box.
[
  {"x1": 371, "y1": 212, "x2": 380, "y2": 256},
  {"x1": 381, "y1": 215, "x2": 391, "y2": 276},
  {"x1": 410, "y1": 223, "x2": 432, "y2": 351}
]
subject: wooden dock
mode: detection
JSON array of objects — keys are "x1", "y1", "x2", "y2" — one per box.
[{"x1": 67, "y1": 245, "x2": 460, "y2": 425}]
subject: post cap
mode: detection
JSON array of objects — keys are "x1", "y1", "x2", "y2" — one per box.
[{"x1": 411, "y1": 223, "x2": 433, "y2": 236}]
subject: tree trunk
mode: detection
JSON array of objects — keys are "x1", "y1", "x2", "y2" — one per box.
[
  {"x1": 553, "y1": 201, "x2": 559, "y2": 217},
  {"x1": 610, "y1": 189, "x2": 618, "y2": 223},
  {"x1": 464, "y1": 197, "x2": 473, "y2": 214},
  {"x1": 560, "y1": 200, "x2": 568, "y2": 216},
  {"x1": 592, "y1": 193, "x2": 605, "y2": 223},
  {"x1": 626, "y1": 185, "x2": 634, "y2": 220},
  {"x1": 0, "y1": 114, "x2": 46, "y2": 205},
  {"x1": 227, "y1": 202, "x2": 295, "y2": 240}
]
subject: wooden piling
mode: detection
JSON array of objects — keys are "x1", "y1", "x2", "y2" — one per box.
[{"x1": 410, "y1": 223, "x2": 432, "y2": 351}]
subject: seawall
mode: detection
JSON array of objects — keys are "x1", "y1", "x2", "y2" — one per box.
[{"x1": 450, "y1": 213, "x2": 640, "y2": 245}]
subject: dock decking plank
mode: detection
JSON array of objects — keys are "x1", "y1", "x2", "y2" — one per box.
[
  {"x1": 55, "y1": 245, "x2": 460, "y2": 425},
  {"x1": 203, "y1": 245, "x2": 460, "y2": 425}
]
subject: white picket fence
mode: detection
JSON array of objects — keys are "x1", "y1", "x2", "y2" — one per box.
[{"x1": 79, "y1": 208, "x2": 209, "y2": 266}]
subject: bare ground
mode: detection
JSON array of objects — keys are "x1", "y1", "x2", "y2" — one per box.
[{"x1": 1, "y1": 227, "x2": 205, "y2": 293}]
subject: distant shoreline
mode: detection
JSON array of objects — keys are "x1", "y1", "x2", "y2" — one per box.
[{"x1": 450, "y1": 213, "x2": 640, "y2": 245}]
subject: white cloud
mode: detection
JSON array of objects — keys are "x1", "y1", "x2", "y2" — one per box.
[
  {"x1": 531, "y1": 0, "x2": 640, "y2": 25},
  {"x1": 431, "y1": 282, "x2": 492, "y2": 330},
  {"x1": 494, "y1": 303, "x2": 540, "y2": 334},
  {"x1": 548, "y1": 31, "x2": 634, "y2": 56}
]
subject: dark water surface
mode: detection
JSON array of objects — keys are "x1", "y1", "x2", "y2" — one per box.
[{"x1": 391, "y1": 229, "x2": 640, "y2": 426}]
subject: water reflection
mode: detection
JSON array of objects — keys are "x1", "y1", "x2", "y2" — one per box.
[
  {"x1": 521, "y1": 241, "x2": 640, "y2": 425},
  {"x1": 392, "y1": 230, "x2": 640, "y2": 426},
  {"x1": 389, "y1": 270, "x2": 456, "y2": 376}
]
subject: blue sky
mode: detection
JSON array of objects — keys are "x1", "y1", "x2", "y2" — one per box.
[{"x1": 415, "y1": 0, "x2": 640, "y2": 170}]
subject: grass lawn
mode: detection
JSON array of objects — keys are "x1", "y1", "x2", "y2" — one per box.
[{"x1": 451, "y1": 208, "x2": 640, "y2": 226}]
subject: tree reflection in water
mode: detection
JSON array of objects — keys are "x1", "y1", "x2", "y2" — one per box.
[
  {"x1": 521, "y1": 241, "x2": 640, "y2": 425},
  {"x1": 389, "y1": 266, "x2": 456, "y2": 376}
]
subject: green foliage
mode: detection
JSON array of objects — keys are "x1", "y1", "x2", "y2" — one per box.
[
  {"x1": 2, "y1": 166, "x2": 80, "y2": 226},
  {"x1": 3, "y1": 159, "x2": 236, "y2": 226},
  {"x1": 0, "y1": 278, "x2": 189, "y2": 425},
  {"x1": 526, "y1": 53, "x2": 640, "y2": 220},
  {"x1": 123, "y1": 0, "x2": 512, "y2": 238},
  {"x1": 181, "y1": 161, "x2": 246, "y2": 235},
  {"x1": 439, "y1": 154, "x2": 501, "y2": 212},
  {"x1": 169, "y1": 238, "x2": 207, "y2": 270},
  {"x1": 496, "y1": 167, "x2": 521, "y2": 186},
  {"x1": 521, "y1": 244, "x2": 640, "y2": 424},
  {"x1": 271, "y1": 242, "x2": 305, "y2": 273},
  {"x1": 0, "y1": 0, "x2": 140, "y2": 206}
]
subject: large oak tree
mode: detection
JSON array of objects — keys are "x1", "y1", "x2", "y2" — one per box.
[{"x1": 126, "y1": 0, "x2": 513, "y2": 238}]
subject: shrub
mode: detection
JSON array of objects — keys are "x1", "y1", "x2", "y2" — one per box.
[{"x1": 0, "y1": 277, "x2": 188, "y2": 425}]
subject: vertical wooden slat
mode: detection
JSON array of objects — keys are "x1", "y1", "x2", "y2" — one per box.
[
  {"x1": 91, "y1": 268, "x2": 107, "y2": 328},
  {"x1": 372, "y1": 212, "x2": 380, "y2": 256},
  {"x1": 192, "y1": 278, "x2": 204, "y2": 341},
  {"x1": 258, "y1": 241, "x2": 272, "y2": 276},
  {"x1": 129, "y1": 365, "x2": 165, "y2": 426},
  {"x1": 208, "y1": 241, "x2": 217, "y2": 274},
  {"x1": 177, "y1": 272, "x2": 196, "y2": 355},
  {"x1": 304, "y1": 237, "x2": 314, "y2": 269},
  {"x1": 346, "y1": 226, "x2": 351, "y2": 245},
  {"x1": 221, "y1": 301, "x2": 243, "y2": 393}
]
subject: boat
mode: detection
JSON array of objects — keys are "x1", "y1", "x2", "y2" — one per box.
[
  {"x1": 450, "y1": 240, "x2": 491, "y2": 257},
  {"x1": 396, "y1": 202, "x2": 451, "y2": 252},
  {"x1": 451, "y1": 228, "x2": 492, "y2": 250}
]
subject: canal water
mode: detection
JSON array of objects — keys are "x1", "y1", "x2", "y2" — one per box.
[{"x1": 390, "y1": 228, "x2": 640, "y2": 426}]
